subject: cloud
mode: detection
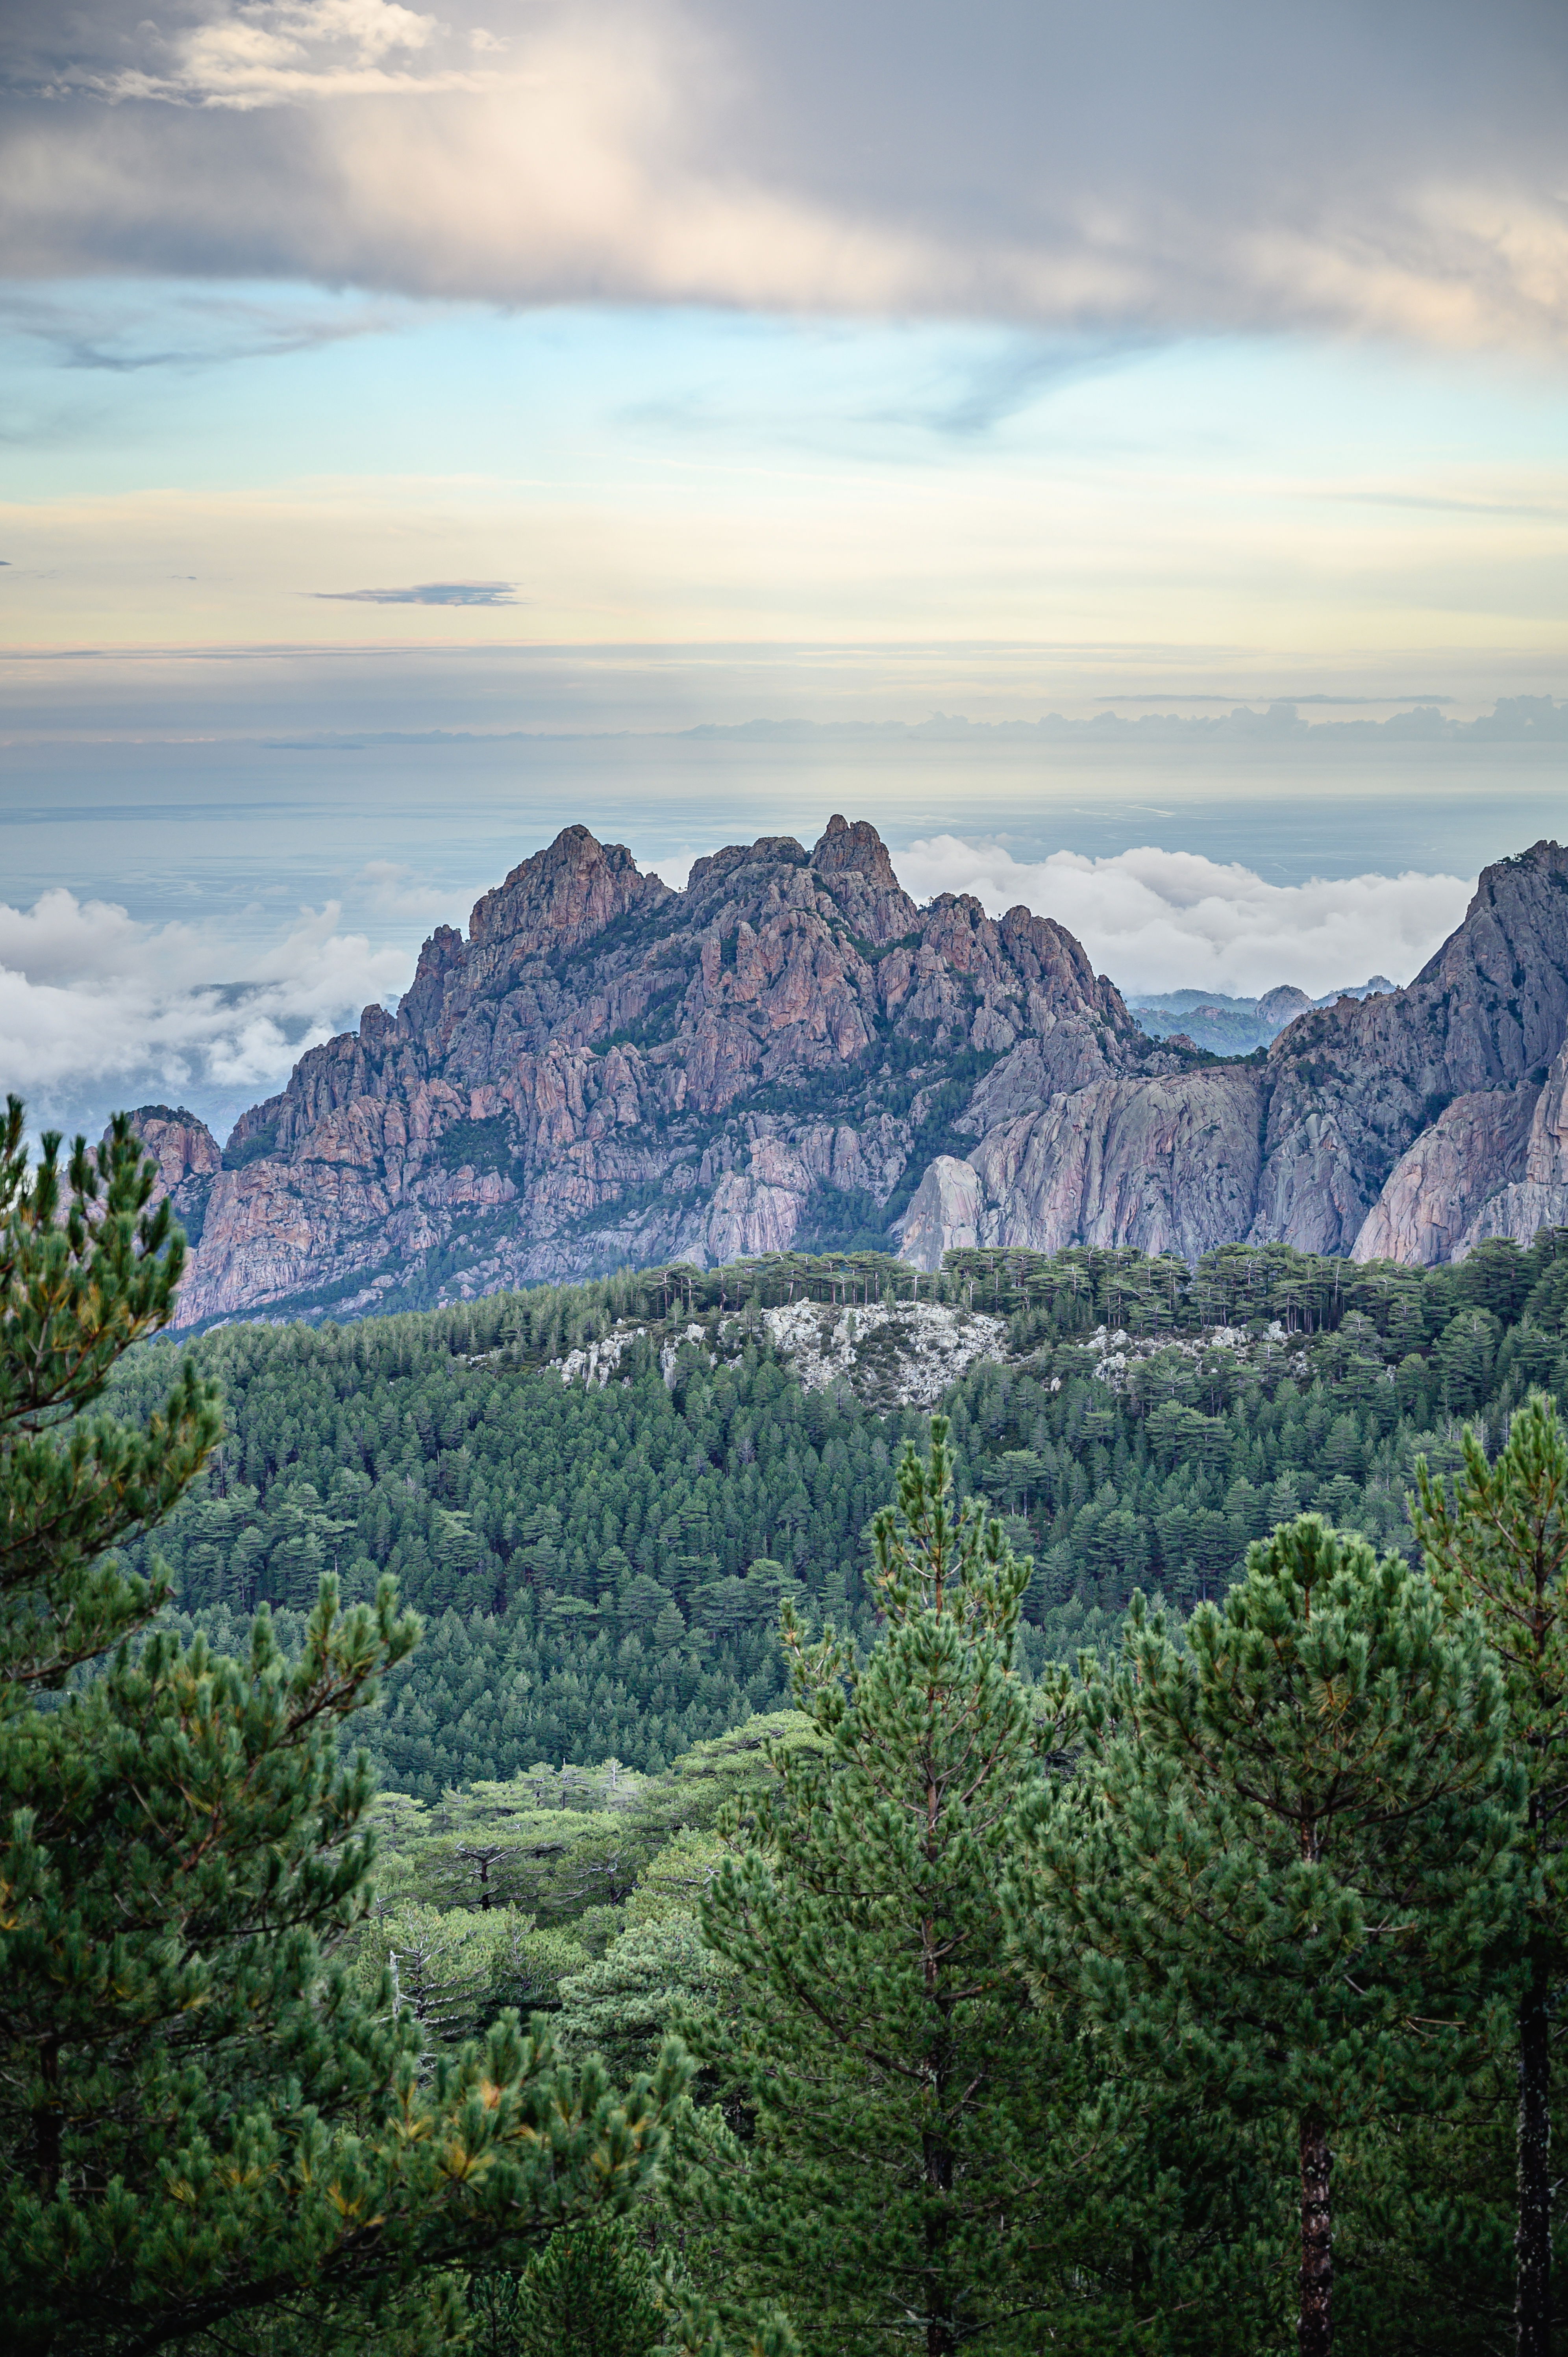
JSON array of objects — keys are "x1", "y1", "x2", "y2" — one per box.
[
  {"x1": 5, "y1": 1, "x2": 1568, "y2": 347},
  {"x1": 358, "y1": 858, "x2": 459, "y2": 917},
  {"x1": 314, "y1": 580, "x2": 520, "y2": 604},
  {"x1": 0, "y1": 284, "x2": 406, "y2": 372},
  {"x1": 1092, "y1": 693, "x2": 1457, "y2": 708},
  {"x1": 47, "y1": 0, "x2": 498, "y2": 110},
  {"x1": 893, "y1": 838, "x2": 1475, "y2": 999},
  {"x1": 0, "y1": 888, "x2": 411, "y2": 1139}
]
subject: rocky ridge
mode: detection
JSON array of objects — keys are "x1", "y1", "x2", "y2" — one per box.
[
  {"x1": 126, "y1": 828, "x2": 1568, "y2": 1325},
  {"x1": 148, "y1": 815, "x2": 1165, "y2": 1324},
  {"x1": 1128, "y1": 975, "x2": 1397, "y2": 1057},
  {"x1": 551, "y1": 1294, "x2": 1318, "y2": 1416},
  {"x1": 556, "y1": 1298, "x2": 1011, "y2": 1412}
]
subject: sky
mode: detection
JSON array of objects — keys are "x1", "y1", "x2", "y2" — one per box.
[{"x1": 3, "y1": 0, "x2": 1568, "y2": 1139}]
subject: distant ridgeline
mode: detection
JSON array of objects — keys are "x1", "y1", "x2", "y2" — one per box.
[{"x1": 114, "y1": 1232, "x2": 1568, "y2": 1788}]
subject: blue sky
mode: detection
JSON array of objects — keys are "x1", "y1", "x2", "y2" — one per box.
[{"x1": 7, "y1": 292, "x2": 1568, "y2": 695}]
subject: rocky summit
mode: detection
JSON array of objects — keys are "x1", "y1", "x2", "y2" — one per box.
[{"x1": 126, "y1": 825, "x2": 1568, "y2": 1325}]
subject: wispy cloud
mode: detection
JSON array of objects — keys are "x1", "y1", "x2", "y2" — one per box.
[
  {"x1": 313, "y1": 581, "x2": 521, "y2": 605},
  {"x1": 0, "y1": 287, "x2": 409, "y2": 384},
  {"x1": 358, "y1": 859, "x2": 457, "y2": 917},
  {"x1": 890, "y1": 333, "x2": 1158, "y2": 437},
  {"x1": 1094, "y1": 692, "x2": 1457, "y2": 707},
  {"x1": 1333, "y1": 490, "x2": 1567, "y2": 521},
  {"x1": 893, "y1": 838, "x2": 1475, "y2": 999}
]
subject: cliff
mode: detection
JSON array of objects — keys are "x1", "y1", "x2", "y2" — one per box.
[
  {"x1": 147, "y1": 828, "x2": 1568, "y2": 1325},
  {"x1": 941, "y1": 838, "x2": 1568, "y2": 1269},
  {"x1": 107, "y1": 1104, "x2": 222, "y2": 1247},
  {"x1": 163, "y1": 817, "x2": 1171, "y2": 1323}
]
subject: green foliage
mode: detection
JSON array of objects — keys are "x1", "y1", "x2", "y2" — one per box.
[
  {"x1": 0, "y1": 1102, "x2": 686, "y2": 2356},
  {"x1": 439, "y1": 1116, "x2": 517, "y2": 1177},
  {"x1": 0, "y1": 1100, "x2": 220, "y2": 1686},
  {"x1": 220, "y1": 1117, "x2": 279, "y2": 1172},
  {"x1": 114, "y1": 1311, "x2": 930, "y2": 1779},
  {"x1": 103, "y1": 1227, "x2": 1568, "y2": 1791},
  {"x1": 557, "y1": 1911, "x2": 737, "y2": 2085},
  {"x1": 1414, "y1": 1390, "x2": 1568, "y2": 1916},
  {"x1": 468, "y1": 2214, "x2": 665, "y2": 2357},
  {"x1": 348, "y1": 1901, "x2": 589, "y2": 2046},
  {"x1": 1413, "y1": 1390, "x2": 1568, "y2": 2354},
  {"x1": 350, "y1": 1719, "x2": 820, "y2": 1968},
  {"x1": 28, "y1": 1095, "x2": 1565, "y2": 2354},
  {"x1": 676, "y1": 1420, "x2": 1266, "y2": 2355},
  {"x1": 1009, "y1": 1516, "x2": 1522, "y2": 2353}
]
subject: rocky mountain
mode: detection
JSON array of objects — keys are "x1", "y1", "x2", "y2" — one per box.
[
  {"x1": 1127, "y1": 975, "x2": 1398, "y2": 1056},
  {"x1": 127, "y1": 826, "x2": 1568, "y2": 1327},
  {"x1": 141, "y1": 816, "x2": 1181, "y2": 1324},
  {"x1": 945, "y1": 838, "x2": 1568, "y2": 1269}
]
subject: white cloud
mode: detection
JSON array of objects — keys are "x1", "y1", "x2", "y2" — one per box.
[
  {"x1": 8, "y1": 0, "x2": 1568, "y2": 347},
  {"x1": 893, "y1": 838, "x2": 1475, "y2": 1000},
  {"x1": 359, "y1": 859, "x2": 460, "y2": 919},
  {"x1": 76, "y1": 0, "x2": 496, "y2": 110},
  {"x1": 0, "y1": 890, "x2": 411, "y2": 1139}
]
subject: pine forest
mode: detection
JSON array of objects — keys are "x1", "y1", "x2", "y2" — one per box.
[{"x1": 9, "y1": 1108, "x2": 1568, "y2": 2357}]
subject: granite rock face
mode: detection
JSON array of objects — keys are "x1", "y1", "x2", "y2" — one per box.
[
  {"x1": 109, "y1": 1106, "x2": 223, "y2": 1252},
  {"x1": 1349, "y1": 1085, "x2": 1542, "y2": 1265},
  {"x1": 152, "y1": 830, "x2": 1568, "y2": 1322},
  {"x1": 1462, "y1": 1039, "x2": 1568, "y2": 1251},
  {"x1": 882, "y1": 836, "x2": 1568, "y2": 1271},
  {"x1": 935, "y1": 837, "x2": 1568, "y2": 1272},
  {"x1": 168, "y1": 817, "x2": 1155, "y2": 1322},
  {"x1": 957, "y1": 1067, "x2": 1270, "y2": 1264}
]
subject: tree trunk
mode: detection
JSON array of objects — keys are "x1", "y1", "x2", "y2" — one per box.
[
  {"x1": 34, "y1": 2036, "x2": 61, "y2": 2202},
  {"x1": 923, "y1": 2123, "x2": 956, "y2": 2357},
  {"x1": 1299, "y1": 2107, "x2": 1332, "y2": 2357},
  {"x1": 1517, "y1": 1958, "x2": 1553, "y2": 2357}
]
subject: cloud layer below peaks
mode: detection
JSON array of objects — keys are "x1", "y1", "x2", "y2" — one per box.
[
  {"x1": 893, "y1": 840, "x2": 1475, "y2": 1002},
  {"x1": 0, "y1": 888, "x2": 409, "y2": 1139},
  {"x1": 0, "y1": 845, "x2": 1476, "y2": 1143},
  {"x1": 6, "y1": 0, "x2": 1568, "y2": 348}
]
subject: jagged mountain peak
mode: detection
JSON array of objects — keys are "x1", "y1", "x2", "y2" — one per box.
[
  {"x1": 811, "y1": 812, "x2": 902, "y2": 891},
  {"x1": 964, "y1": 831, "x2": 1568, "y2": 1271},
  {"x1": 150, "y1": 824, "x2": 1568, "y2": 1330},
  {"x1": 467, "y1": 824, "x2": 670, "y2": 960},
  {"x1": 165, "y1": 815, "x2": 1163, "y2": 1325},
  {"x1": 1266, "y1": 834, "x2": 1568, "y2": 1097}
]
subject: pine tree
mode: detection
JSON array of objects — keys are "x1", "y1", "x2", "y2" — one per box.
[
  {"x1": 1008, "y1": 1515, "x2": 1521, "y2": 2357},
  {"x1": 678, "y1": 1418, "x2": 1194, "y2": 2355},
  {"x1": 0, "y1": 1105, "x2": 684, "y2": 2354},
  {"x1": 469, "y1": 2214, "x2": 664, "y2": 2357},
  {"x1": 1412, "y1": 1390, "x2": 1568, "y2": 2357}
]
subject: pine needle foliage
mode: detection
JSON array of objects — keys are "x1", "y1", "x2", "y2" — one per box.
[
  {"x1": 1412, "y1": 1390, "x2": 1568, "y2": 2357},
  {"x1": 1007, "y1": 1516, "x2": 1522, "y2": 2357},
  {"x1": 679, "y1": 1418, "x2": 1188, "y2": 2357},
  {"x1": 0, "y1": 1102, "x2": 219, "y2": 1687},
  {"x1": 0, "y1": 1102, "x2": 687, "y2": 2357},
  {"x1": 467, "y1": 2214, "x2": 665, "y2": 2357}
]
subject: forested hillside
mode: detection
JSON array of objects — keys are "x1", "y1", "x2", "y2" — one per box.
[
  {"x1": 117, "y1": 1229, "x2": 1568, "y2": 1786},
  {"x1": 19, "y1": 1105, "x2": 1568, "y2": 2356}
]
